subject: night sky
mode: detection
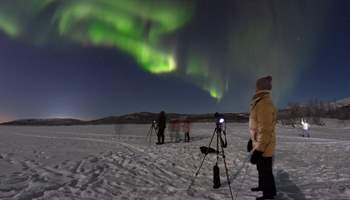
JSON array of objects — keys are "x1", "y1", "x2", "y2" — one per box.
[{"x1": 0, "y1": 0, "x2": 350, "y2": 122}]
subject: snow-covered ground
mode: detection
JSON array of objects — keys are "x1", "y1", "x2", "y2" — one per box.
[{"x1": 0, "y1": 122, "x2": 349, "y2": 200}]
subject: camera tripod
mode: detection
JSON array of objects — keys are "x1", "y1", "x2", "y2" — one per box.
[
  {"x1": 189, "y1": 125, "x2": 234, "y2": 200},
  {"x1": 146, "y1": 121, "x2": 157, "y2": 144}
]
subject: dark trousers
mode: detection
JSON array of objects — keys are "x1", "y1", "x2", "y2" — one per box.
[
  {"x1": 184, "y1": 132, "x2": 190, "y2": 142},
  {"x1": 157, "y1": 128, "x2": 165, "y2": 144},
  {"x1": 256, "y1": 157, "x2": 276, "y2": 196}
]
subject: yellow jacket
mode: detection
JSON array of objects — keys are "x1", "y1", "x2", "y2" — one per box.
[{"x1": 249, "y1": 90, "x2": 277, "y2": 157}]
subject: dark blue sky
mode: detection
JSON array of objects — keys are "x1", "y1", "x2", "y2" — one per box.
[
  {"x1": 0, "y1": 34, "x2": 218, "y2": 120},
  {"x1": 0, "y1": 1, "x2": 349, "y2": 121},
  {"x1": 292, "y1": 1, "x2": 350, "y2": 103}
]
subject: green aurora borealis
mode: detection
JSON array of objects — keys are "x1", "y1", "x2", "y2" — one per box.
[
  {"x1": 0, "y1": 0, "x2": 194, "y2": 74},
  {"x1": 0, "y1": 0, "x2": 330, "y2": 101}
]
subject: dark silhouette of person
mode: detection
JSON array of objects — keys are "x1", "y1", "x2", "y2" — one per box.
[
  {"x1": 249, "y1": 76, "x2": 277, "y2": 200},
  {"x1": 156, "y1": 111, "x2": 166, "y2": 144},
  {"x1": 183, "y1": 119, "x2": 191, "y2": 142}
]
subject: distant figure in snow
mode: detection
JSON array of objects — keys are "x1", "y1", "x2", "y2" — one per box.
[
  {"x1": 301, "y1": 118, "x2": 310, "y2": 137},
  {"x1": 183, "y1": 119, "x2": 191, "y2": 142},
  {"x1": 173, "y1": 119, "x2": 181, "y2": 142},
  {"x1": 169, "y1": 119, "x2": 180, "y2": 142},
  {"x1": 169, "y1": 119, "x2": 176, "y2": 142},
  {"x1": 156, "y1": 111, "x2": 166, "y2": 145},
  {"x1": 249, "y1": 76, "x2": 277, "y2": 200}
]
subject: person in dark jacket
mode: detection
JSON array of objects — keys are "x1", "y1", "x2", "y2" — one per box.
[
  {"x1": 156, "y1": 111, "x2": 166, "y2": 144},
  {"x1": 249, "y1": 76, "x2": 277, "y2": 200}
]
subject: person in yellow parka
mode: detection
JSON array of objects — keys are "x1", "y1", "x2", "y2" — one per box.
[{"x1": 248, "y1": 76, "x2": 277, "y2": 200}]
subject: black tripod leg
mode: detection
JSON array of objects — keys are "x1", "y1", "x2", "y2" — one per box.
[
  {"x1": 195, "y1": 128, "x2": 217, "y2": 176},
  {"x1": 148, "y1": 128, "x2": 152, "y2": 144},
  {"x1": 146, "y1": 127, "x2": 150, "y2": 143},
  {"x1": 220, "y1": 138, "x2": 234, "y2": 200},
  {"x1": 150, "y1": 127, "x2": 155, "y2": 143},
  {"x1": 187, "y1": 129, "x2": 217, "y2": 191},
  {"x1": 147, "y1": 126, "x2": 154, "y2": 144}
]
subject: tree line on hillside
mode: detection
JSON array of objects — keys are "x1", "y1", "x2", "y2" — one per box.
[{"x1": 278, "y1": 98, "x2": 350, "y2": 127}]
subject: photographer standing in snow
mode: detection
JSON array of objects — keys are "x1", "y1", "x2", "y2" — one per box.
[
  {"x1": 248, "y1": 76, "x2": 277, "y2": 200},
  {"x1": 156, "y1": 111, "x2": 166, "y2": 145}
]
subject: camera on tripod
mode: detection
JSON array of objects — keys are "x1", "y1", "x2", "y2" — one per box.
[
  {"x1": 146, "y1": 120, "x2": 158, "y2": 144},
  {"x1": 190, "y1": 112, "x2": 233, "y2": 197},
  {"x1": 152, "y1": 120, "x2": 157, "y2": 128},
  {"x1": 215, "y1": 112, "x2": 225, "y2": 129},
  {"x1": 214, "y1": 113, "x2": 227, "y2": 148}
]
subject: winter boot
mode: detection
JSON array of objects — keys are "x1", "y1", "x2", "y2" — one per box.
[
  {"x1": 256, "y1": 195, "x2": 274, "y2": 200},
  {"x1": 251, "y1": 187, "x2": 263, "y2": 192}
]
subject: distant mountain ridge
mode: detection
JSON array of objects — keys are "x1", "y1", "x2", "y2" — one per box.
[
  {"x1": 2, "y1": 97, "x2": 350, "y2": 126},
  {"x1": 1, "y1": 112, "x2": 249, "y2": 126},
  {"x1": 1, "y1": 118, "x2": 84, "y2": 126}
]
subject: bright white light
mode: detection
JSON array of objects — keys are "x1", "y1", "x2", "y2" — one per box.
[{"x1": 219, "y1": 118, "x2": 225, "y2": 123}]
